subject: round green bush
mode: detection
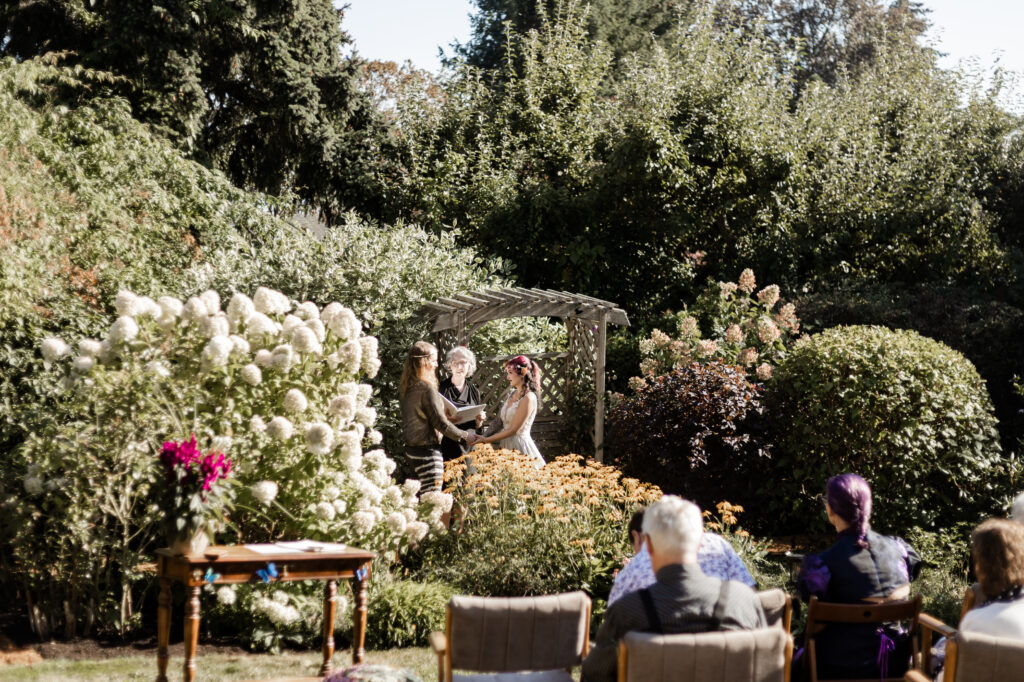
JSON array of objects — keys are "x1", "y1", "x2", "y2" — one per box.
[{"x1": 766, "y1": 325, "x2": 1013, "y2": 531}]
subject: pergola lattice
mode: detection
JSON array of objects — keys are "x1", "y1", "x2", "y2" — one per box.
[{"x1": 417, "y1": 288, "x2": 629, "y2": 460}]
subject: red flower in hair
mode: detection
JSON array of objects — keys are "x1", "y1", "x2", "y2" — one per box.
[{"x1": 506, "y1": 355, "x2": 529, "y2": 368}]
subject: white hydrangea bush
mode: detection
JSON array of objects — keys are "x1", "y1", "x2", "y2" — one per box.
[{"x1": 41, "y1": 287, "x2": 452, "y2": 552}]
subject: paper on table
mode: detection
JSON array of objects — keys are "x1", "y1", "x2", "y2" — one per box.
[
  {"x1": 244, "y1": 543, "x2": 294, "y2": 555},
  {"x1": 275, "y1": 540, "x2": 348, "y2": 553}
]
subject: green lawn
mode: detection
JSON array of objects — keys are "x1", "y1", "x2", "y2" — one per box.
[{"x1": 0, "y1": 647, "x2": 436, "y2": 681}]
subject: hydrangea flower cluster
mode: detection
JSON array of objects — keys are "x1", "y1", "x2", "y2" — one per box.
[
  {"x1": 627, "y1": 269, "x2": 800, "y2": 394},
  {"x1": 40, "y1": 287, "x2": 447, "y2": 555}
]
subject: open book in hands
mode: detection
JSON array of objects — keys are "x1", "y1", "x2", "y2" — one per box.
[{"x1": 440, "y1": 393, "x2": 486, "y2": 423}]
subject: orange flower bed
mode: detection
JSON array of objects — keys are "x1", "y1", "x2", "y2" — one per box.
[{"x1": 444, "y1": 445, "x2": 662, "y2": 518}]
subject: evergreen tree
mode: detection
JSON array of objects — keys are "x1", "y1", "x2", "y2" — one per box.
[
  {"x1": 0, "y1": 0, "x2": 388, "y2": 222},
  {"x1": 456, "y1": 0, "x2": 687, "y2": 74}
]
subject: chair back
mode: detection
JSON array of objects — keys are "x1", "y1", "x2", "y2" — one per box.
[
  {"x1": 757, "y1": 589, "x2": 793, "y2": 633},
  {"x1": 805, "y1": 595, "x2": 921, "y2": 682},
  {"x1": 945, "y1": 629, "x2": 1024, "y2": 682},
  {"x1": 445, "y1": 591, "x2": 591, "y2": 674},
  {"x1": 617, "y1": 627, "x2": 793, "y2": 682},
  {"x1": 957, "y1": 584, "x2": 985, "y2": 625},
  {"x1": 805, "y1": 595, "x2": 921, "y2": 633}
]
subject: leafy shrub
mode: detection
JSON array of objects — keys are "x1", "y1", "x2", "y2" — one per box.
[
  {"x1": 203, "y1": 582, "x2": 347, "y2": 653},
  {"x1": 414, "y1": 446, "x2": 661, "y2": 599},
  {"x1": 904, "y1": 523, "x2": 974, "y2": 627},
  {"x1": 607, "y1": 361, "x2": 769, "y2": 512},
  {"x1": 766, "y1": 325, "x2": 1016, "y2": 532},
  {"x1": 366, "y1": 578, "x2": 457, "y2": 649},
  {"x1": 796, "y1": 282, "x2": 1024, "y2": 450},
  {"x1": 389, "y1": 2, "x2": 1021, "y2": 321},
  {"x1": 12, "y1": 287, "x2": 452, "y2": 639}
]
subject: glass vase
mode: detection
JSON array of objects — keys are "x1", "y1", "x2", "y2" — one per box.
[{"x1": 168, "y1": 527, "x2": 210, "y2": 556}]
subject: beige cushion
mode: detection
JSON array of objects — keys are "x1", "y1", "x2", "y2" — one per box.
[
  {"x1": 448, "y1": 592, "x2": 589, "y2": 673},
  {"x1": 622, "y1": 627, "x2": 790, "y2": 682},
  {"x1": 954, "y1": 629, "x2": 1024, "y2": 681},
  {"x1": 453, "y1": 672, "x2": 574, "y2": 682},
  {"x1": 757, "y1": 589, "x2": 788, "y2": 630}
]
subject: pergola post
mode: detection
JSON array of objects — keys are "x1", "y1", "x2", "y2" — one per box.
[{"x1": 594, "y1": 312, "x2": 608, "y2": 462}]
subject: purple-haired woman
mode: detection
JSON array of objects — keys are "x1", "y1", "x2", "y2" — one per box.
[{"x1": 796, "y1": 473, "x2": 922, "y2": 680}]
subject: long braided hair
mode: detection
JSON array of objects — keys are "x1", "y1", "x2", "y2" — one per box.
[{"x1": 826, "y1": 473, "x2": 873, "y2": 549}]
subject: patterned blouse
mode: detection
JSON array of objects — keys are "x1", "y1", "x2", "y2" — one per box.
[{"x1": 607, "y1": 533, "x2": 756, "y2": 606}]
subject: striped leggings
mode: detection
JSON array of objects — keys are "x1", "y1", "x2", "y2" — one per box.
[{"x1": 404, "y1": 445, "x2": 444, "y2": 494}]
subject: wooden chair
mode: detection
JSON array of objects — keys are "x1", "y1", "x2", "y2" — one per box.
[
  {"x1": 757, "y1": 589, "x2": 793, "y2": 634},
  {"x1": 905, "y1": 628, "x2": 1024, "y2": 682},
  {"x1": 957, "y1": 583, "x2": 985, "y2": 624},
  {"x1": 617, "y1": 627, "x2": 793, "y2": 682},
  {"x1": 804, "y1": 594, "x2": 922, "y2": 682},
  {"x1": 428, "y1": 591, "x2": 590, "y2": 682}
]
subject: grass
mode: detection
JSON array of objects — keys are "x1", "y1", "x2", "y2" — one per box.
[{"x1": 0, "y1": 647, "x2": 436, "y2": 681}]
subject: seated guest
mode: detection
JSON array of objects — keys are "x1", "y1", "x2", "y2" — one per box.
[
  {"x1": 960, "y1": 518, "x2": 1024, "y2": 638},
  {"x1": 797, "y1": 473, "x2": 922, "y2": 680},
  {"x1": 582, "y1": 495, "x2": 766, "y2": 682},
  {"x1": 608, "y1": 506, "x2": 756, "y2": 606}
]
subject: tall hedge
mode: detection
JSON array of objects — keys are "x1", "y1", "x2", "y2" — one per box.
[
  {"x1": 766, "y1": 325, "x2": 1016, "y2": 532},
  {"x1": 388, "y1": 2, "x2": 1022, "y2": 322},
  {"x1": 0, "y1": 57, "x2": 556, "y2": 635}
]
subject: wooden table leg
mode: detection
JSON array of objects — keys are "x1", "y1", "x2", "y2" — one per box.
[
  {"x1": 156, "y1": 577, "x2": 171, "y2": 682},
  {"x1": 320, "y1": 579, "x2": 338, "y2": 676},
  {"x1": 352, "y1": 565, "x2": 369, "y2": 664},
  {"x1": 182, "y1": 585, "x2": 201, "y2": 682}
]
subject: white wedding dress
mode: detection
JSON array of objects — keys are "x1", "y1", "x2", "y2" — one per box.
[{"x1": 497, "y1": 390, "x2": 545, "y2": 467}]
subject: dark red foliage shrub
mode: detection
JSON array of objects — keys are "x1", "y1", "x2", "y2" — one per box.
[{"x1": 607, "y1": 360, "x2": 769, "y2": 512}]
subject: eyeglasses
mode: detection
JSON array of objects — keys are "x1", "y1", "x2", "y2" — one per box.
[{"x1": 450, "y1": 359, "x2": 469, "y2": 367}]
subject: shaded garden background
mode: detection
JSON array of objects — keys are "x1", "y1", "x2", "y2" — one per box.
[{"x1": 1, "y1": 0, "x2": 1022, "y2": 651}]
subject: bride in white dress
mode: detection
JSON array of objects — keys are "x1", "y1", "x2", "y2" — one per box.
[{"x1": 479, "y1": 355, "x2": 545, "y2": 467}]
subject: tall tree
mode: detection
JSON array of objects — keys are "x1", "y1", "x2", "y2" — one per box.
[
  {"x1": 0, "y1": 0, "x2": 388, "y2": 223},
  {"x1": 719, "y1": 0, "x2": 930, "y2": 87},
  {"x1": 458, "y1": 0, "x2": 929, "y2": 91},
  {"x1": 455, "y1": 0, "x2": 687, "y2": 73}
]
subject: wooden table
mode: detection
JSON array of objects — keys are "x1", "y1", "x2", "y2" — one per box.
[{"x1": 155, "y1": 543, "x2": 375, "y2": 682}]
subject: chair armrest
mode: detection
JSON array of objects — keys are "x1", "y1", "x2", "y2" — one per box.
[
  {"x1": 919, "y1": 612, "x2": 956, "y2": 639},
  {"x1": 904, "y1": 671, "x2": 930, "y2": 682},
  {"x1": 428, "y1": 631, "x2": 447, "y2": 655}
]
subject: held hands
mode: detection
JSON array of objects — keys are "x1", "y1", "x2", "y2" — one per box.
[{"x1": 466, "y1": 432, "x2": 482, "y2": 446}]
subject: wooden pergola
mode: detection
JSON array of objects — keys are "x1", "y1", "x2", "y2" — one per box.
[{"x1": 417, "y1": 288, "x2": 629, "y2": 461}]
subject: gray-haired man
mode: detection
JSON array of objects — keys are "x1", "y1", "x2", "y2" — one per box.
[{"x1": 581, "y1": 495, "x2": 766, "y2": 682}]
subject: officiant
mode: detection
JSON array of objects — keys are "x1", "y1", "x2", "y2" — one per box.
[{"x1": 439, "y1": 345, "x2": 486, "y2": 460}]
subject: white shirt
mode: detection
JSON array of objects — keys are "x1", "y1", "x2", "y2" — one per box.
[
  {"x1": 607, "y1": 533, "x2": 756, "y2": 606},
  {"x1": 960, "y1": 599, "x2": 1024, "y2": 640}
]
